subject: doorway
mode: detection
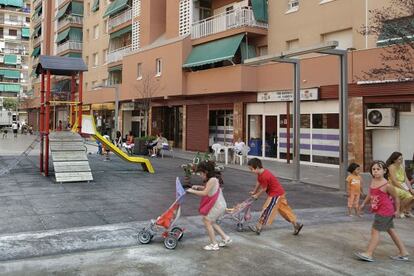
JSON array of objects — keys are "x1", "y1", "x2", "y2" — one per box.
[{"x1": 265, "y1": 116, "x2": 277, "y2": 158}]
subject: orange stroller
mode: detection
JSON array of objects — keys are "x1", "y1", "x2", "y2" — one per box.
[{"x1": 138, "y1": 177, "x2": 186, "y2": 249}]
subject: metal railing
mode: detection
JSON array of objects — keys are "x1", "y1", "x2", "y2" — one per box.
[
  {"x1": 191, "y1": 6, "x2": 268, "y2": 39},
  {"x1": 32, "y1": 14, "x2": 42, "y2": 25},
  {"x1": 57, "y1": 0, "x2": 68, "y2": 8},
  {"x1": 107, "y1": 45, "x2": 131, "y2": 63},
  {"x1": 33, "y1": 0, "x2": 41, "y2": 9},
  {"x1": 33, "y1": 35, "x2": 42, "y2": 46},
  {"x1": 1, "y1": 48, "x2": 28, "y2": 55},
  {"x1": 108, "y1": 9, "x2": 132, "y2": 30},
  {"x1": 57, "y1": 15, "x2": 83, "y2": 30},
  {"x1": 57, "y1": 40, "x2": 82, "y2": 54}
]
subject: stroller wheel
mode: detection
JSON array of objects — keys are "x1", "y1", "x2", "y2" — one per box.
[
  {"x1": 236, "y1": 223, "x2": 243, "y2": 232},
  {"x1": 171, "y1": 227, "x2": 184, "y2": 241},
  {"x1": 164, "y1": 235, "x2": 178, "y2": 250},
  {"x1": 138, "y1": 230, "x2": 152, "y2": 244}
]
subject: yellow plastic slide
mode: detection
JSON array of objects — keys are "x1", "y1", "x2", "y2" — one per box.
[{"x1": 75, "y1": 115, "x2": 154, "y2": 173}]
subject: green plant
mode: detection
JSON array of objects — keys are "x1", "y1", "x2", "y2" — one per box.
[
  {"x1": 183, "y1": 163, "x2": 194, "y2": 177},
  {"x1": 135, "y1": 135, "x2": 156, "y2": 142}
]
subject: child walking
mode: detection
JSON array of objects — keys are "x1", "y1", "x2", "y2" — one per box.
[
  {"x1": 187, "y1": 161, "x2": 232, "y2": 251},
  {"x1": 347, "y1": 163, "x2": 364, "y2": 217},
  {"x1": 247, "y1": 158, "x2": 303, "y2": 235},
  {"x1": 355, "y1": 160, "x2": 409, "y2": 262}
]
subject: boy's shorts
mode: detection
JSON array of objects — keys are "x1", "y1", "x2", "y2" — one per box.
[
  {"x1": 348, "y1": 193, "x2": 360, "y2": 208},
  {"x1": 259, "y1": 194, "x2": 296, "y2": 226}
]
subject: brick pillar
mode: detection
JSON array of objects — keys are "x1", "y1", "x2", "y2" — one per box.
[
  {"x1": 182, "y1": 105, "x2": 187, "y2": 150},
  {"x1": 348, "y1": 97, "x2": 364, "y2": 169},
  {"x1": 233, "y1": 102, "x2": 244, "y2": 141}
]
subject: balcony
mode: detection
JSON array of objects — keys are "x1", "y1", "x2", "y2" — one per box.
[
  {"x1": 57, "y1": 0, "x2": 68, "y2": 8},
  {"x1": 108, "y1": 9, "x2": 132, "y2": 31},
  {"x1": 33, "y1": 35, "x2": 42, "y2": 46},
  {"x1": 191, "y1": 6, "x2": 268, "y2": 40},
  {"x1": 33, "y1": 0, "x2": 42, "y2": 9},
  {"x1": 32, "y1": 14, "x2": 42, "y2": 25},
  {"x1": 57, "y1": 15, "x2": 83, "y2": 30},
  {"x1": 107, "y1": 45, "x2": 131, "y2": 63},
  {"x1": 0, "y1": 19, "x2": 26, "y2": 27},
  {"x1": 1, "y1": 48, "x2": 29, "y2": 55},
  {"x1": 57, "y1": 40, "x2": 82, "y2": 54}
]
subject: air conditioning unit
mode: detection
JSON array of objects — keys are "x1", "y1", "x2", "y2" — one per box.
[
  {"x1": 16, "y1": 55, "x2": 21, "y2": 64},
  {"x1": 366, "y1": 108, "x2": 396, "y2": 127}
]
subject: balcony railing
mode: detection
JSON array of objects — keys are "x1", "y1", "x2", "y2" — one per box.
[
  {"x1": 108, "y1": 9, "x2": 132, "y2": 30},
  {"x1": 107, "y1": 45, "x2": 131, "y2": 63},
  {"x1": 32, "y1": 14, "x2": 42, "y2": 25},
  {"x1": 191, "y1": 6, "x2": 268, "y2": 39},
  {"x1": 1, "y1": 48, "x2": 29, "y2": 55},
  {"x1": 57, "y1": 15, "x2": 83, "y2": 30},
  {"x1": 0, "y1": 19, "x2": 27, "y2": 27},
  {"x1": 57, "y1": 0, "x2": 68, "y2": 8},
  {"x1": 33, "y1": 0, "x2": 41, "y2": 9},
  {"x1": 57, "y1": 40, "x2": 82, "y2": 54}
]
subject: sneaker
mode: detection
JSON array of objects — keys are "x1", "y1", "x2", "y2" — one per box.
[
  {"x1": 399, "y1": 213, "x2": 406, "y2": 219},
  {"x1": 203, "y1": 243, "x2": 219, "y2": 251},
  {"x1": 248, "y1": 225, "x2": 261, "y2": 235},
  {"x1": 404, "y1": 212, "x2": 414, "y2": 218},
  {"x1": 293, "y1": 223, "x2": 303, "y2": 235},
  {"x1": 354, "y1": 252, "x2": 374, "y2": 262},
  {"x1": 151, "y1": 154, "x2": 156, "y2": 157},
  {"x1": 390, "y1": 255, "x2": 409, "y2": 261},
  {"x1": 218, "y1": 237, "x2": 232, "y2": 247}
]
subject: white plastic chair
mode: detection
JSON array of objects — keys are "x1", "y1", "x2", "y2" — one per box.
[
  {"x1": 234, "y1": 145, "x2": 250, "y2": 166},
  {"x1": 211, "y1": 143, "x2": 225, "y2": 163}
]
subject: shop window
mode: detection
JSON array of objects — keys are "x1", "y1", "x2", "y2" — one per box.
[
  {"x1": 312, "y1": 113, "x2": 339, "y2": 165},
  {"x1": 248, "y1": 115, "x2": 262, "y2": 156},
  {"x1": 209, "y1": 110, "x2": 233, "y2": 146}
]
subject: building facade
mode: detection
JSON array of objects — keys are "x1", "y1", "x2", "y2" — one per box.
[{"x1": 0, "y1": 0, "x2": 31, "y2": 121}]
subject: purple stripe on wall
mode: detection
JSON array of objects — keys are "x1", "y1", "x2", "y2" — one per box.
[
  {"x1": 280, "y1": 133, "x2": 310, "y2": 139},
  {"x1": 280, "y1": 143, "x2": 339, "y2": 152},
  {"x1": 312, "y1": 134, "x2": 339, "y2": 141}
]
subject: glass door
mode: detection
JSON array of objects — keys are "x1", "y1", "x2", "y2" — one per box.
[{"x1": 265, "y1": 116, "x2": 278, "y2": 158}]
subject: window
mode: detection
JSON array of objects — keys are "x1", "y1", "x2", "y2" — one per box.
[
  {"x1": 287, "y1": 0, "x2": 299, "y2": 11},
  {"x1": 85, "y1": 55, "x2": 89, "y2": 66},
  {"x1": 9, "y1": 15, "x2": 18, "y2": 22},
  {"x1": 286, "y1": 39, "x2": 299, "y2": 50},
  {"x1": 102, "y1": 78, "x2": 108, "y2": 86},
  {"x1": 91, "y1": 81, "x2": 97, "y2": 88},
  {"x1": 322, "y1": 29, "x2": 353, "y2": 50},
  {"x1": 86, "y1": 29, "x2": 90, "y2": 41},
  {"x1": 85, "y1": 82, "x2": 88, "y2": 91},
  {"x1": 137, "y1": 63, "x2": 142, "y2": 79},
  {"x1": 87, "y1": 2, "x2": 91, "y2": 15},
  {"x1": 93, "y1": 53, "x2": 98, "y2": 67},
  {"x1": 93, "y1": 25, "x2": 99, "y2": 39},
  {"x1": 8, "y1": 29, "x2": 17, "y2": 36},
  {"x1": 155, "y1": 58, "x2": 162, "y2": 76},
  {"x1": 103, "y1": 49, "x2": 108, "y2": 63},
  {"x1": 25, "y1": 17, "x2": 30, "y2": 23},
  {"x1": 258, "y1": 46, "x2": 268, "y2": 56},
  {"x1": 104, "y1": 20, "x2": 108, "y2": 33}
]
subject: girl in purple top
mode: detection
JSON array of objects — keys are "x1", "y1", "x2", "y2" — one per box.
[{"x1": 355, "y1": 161, "x2": 409, "y2": 262}]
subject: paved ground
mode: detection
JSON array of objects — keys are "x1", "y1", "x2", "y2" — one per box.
[{"x1": 2, "y1": 133, "x2": 412, "y2": 276}]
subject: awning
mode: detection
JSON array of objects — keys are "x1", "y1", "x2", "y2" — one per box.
[
  {"x1": 31, "y1": 47, "x2": 41, "y2": 58},
  {"x1": 108, "y1": 65, "x2": 122, "y2": 72},
  {"x1": 21, "y1": 27, "x2": 30, "y2": 38},
  {"x1": 103, "y1": 0, "x2": 128, "y2": 18},
  {"x1": 1, "y1": 84, "x2": 21, "y2": 93},
  {"x1": 183, "y1": 34, "x2": 245, "y2": 68},
  {"x1": 56, "y1": 2, "x2": 70, "y2": 20},
  {"x1": 32, "y1": 24, "x2": 41, "y2": 38},
  {"x1": 251, "y1": 0, "x2": 268, "y2": 23},
  {"x1": 3, "y1": 69, "x2": 20, "y2": 79},
  {"x1": 71, "y1": 2, "x2": 84, "y2": 16},
  {"x1": 4, "y1": 54, "x2": 17, "y2": 65},
  {"x1": 0, "y1": 0, "x2": 23, "y2": 8},
  {"x1": 109, "y1": 25, "x2": 132, "y2": 39},
  {"x1": 91, "y1": 0, "x2": 99, "y2": 12},
  {"x1": 56, "y1": 28, "x2": 83, "y2": 43},
  {"x1": 32, "y1": 4, "x2": 42, "y2": 19}
]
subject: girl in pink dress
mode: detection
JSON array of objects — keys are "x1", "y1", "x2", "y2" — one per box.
[{"x1": 355, "y1": 161, "x2": 409, "y2": 262}]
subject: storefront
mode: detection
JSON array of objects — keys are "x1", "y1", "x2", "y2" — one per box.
[
  {"x1": 91, "y1": 103, "x2": 115, "y2": 136},
  {"x1": 152, "y1": 106, "x2": 183, "y2": 148},
  {"x1": 246, "y1": 89, "x2": 340, "y2": 166},
  {"x1": 121, "y1": 101, "x2": 148, "y2": 138}
]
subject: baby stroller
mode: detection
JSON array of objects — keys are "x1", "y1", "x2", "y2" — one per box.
[
  {"x1": 217, "y1": 197, "x2": 255, "y2": 232},
  {"x1": 138, "y1": 178, "x2": 186, "y2": 249}
]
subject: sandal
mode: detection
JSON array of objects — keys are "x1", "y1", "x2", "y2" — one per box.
[
  {"x1": 354, "y1": 252, "x2": 374, "y2": 262},
  {"x1": 390, "y1": 255, "x2": 409, "y2": 261},
  {"x1": 203, "y1": 243, "x2": 219, "y2": 251}
]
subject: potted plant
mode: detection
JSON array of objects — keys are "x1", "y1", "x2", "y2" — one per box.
[
  {"x1": 182, "y1": 163, "x2": 195, "y2": 188},
  {"x1": 134, "y1": 135, "x2": 156, "y2": 155}
]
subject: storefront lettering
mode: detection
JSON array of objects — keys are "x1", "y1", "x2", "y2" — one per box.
[{"x1": 257, "y1": 88, "x2": 319, "y2": 102}]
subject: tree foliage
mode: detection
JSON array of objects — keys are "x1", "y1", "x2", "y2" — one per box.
[
  {"x1": 362, "y1": 0, "x2": 414, "y2": 80},
  {"x1": 2, "y1": 97, "x2": 18, "y2": 110}
]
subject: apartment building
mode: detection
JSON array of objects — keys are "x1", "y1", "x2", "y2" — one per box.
[
  {"x1": 27, "y1": 0, "x2": 413, "y2": 169},
  {"x1": 25, "y1": 0, "x2": 84, "y2": 129},
  {"x1": 0, "y1": 0, "x2": 31, "y2": 120}
]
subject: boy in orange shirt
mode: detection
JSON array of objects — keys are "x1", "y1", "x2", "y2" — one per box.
[{"x1": 347, "y1": 163, "x2": 364, "y2": 217}]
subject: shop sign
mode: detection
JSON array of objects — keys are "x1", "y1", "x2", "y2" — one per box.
[
  {"x1": 257, "y1": 88, "x2": 319, "y2": 102},
  {"x1": 74, "y1": 105, "x2": 91, "y2": 111},
  {"x1": 91, "y1": 103, "x2": 115, "y2": 110},
  {"x1": 121, "y1": 102, "x2": 135, "y2": 111}
]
